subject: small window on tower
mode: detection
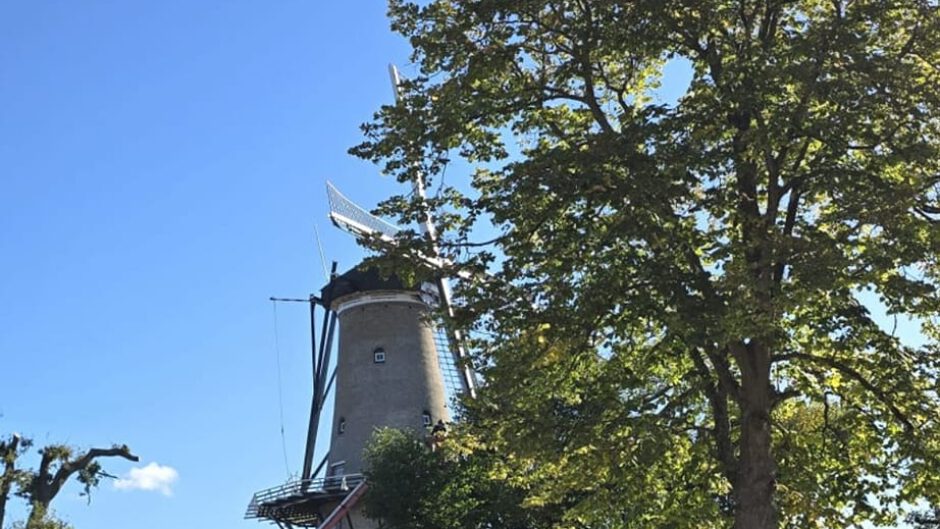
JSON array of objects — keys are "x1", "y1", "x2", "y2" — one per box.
[
  {"x1": 338, "y1": 418, "x2": 346, "y2": 434},
  {"x1": 422, "y1": 411, "x2": 432, "y2": 427},
  {"x1": 330, "y1": 461, "x2": 346, "y2": 477},
  {"x1": 373, "y1": 348, "x2": 386, "y2": 364}
]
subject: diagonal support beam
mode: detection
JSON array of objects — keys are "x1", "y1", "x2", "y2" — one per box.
[
  {"x1": 302, "y1": 262, "x2": 339, "y2": 480},
  {"x1": 318, "y1": 482, "x2": 369, "y2": 529}
]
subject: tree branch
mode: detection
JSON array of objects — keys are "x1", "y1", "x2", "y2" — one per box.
[
  {"x1": 775, "y1": 352, "x2": 915, "y2": 432},
  {"x1": 691, "y1": 348, "x2": 738, "y2": 483},
  {"x1": 46, "y1": 446, "x2": 138, "y2": 503},
  {"x1": 574, "y1": 2, "x2": 615, "y2": 135}
]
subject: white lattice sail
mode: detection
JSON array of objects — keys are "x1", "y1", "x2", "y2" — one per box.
[
  {"x1": 326, "y1": 181, "x2": 400, "y2": 240},
  {"x1": 325, "y1": 181, "x2": 468, "y2": 405}
]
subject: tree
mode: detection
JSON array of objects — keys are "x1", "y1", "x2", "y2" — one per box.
[
  {"x1": 1, "y1": 434, "x2": 30, "y2": 529},
  {"x1": 362, "y1": 428, "x2": 560, "y2": 529},
  {"x1": 352, "y1": 1, "x2": 940, "y2": 528},
  {"x1": 0, "y1": 432, "x2": 138, "y2": 529},
  {"x1": 20, "y1": 443, "x2": 138, "y2": 528}
]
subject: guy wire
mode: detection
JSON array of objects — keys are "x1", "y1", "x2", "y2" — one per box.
[{"x1": 272, "y1": 300, "x2": 291, "y2": 478}]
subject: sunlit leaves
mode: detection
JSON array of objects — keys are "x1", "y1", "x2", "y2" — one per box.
[{"x1": 355, "y1": 0, "x2": 940, "y2": 527}]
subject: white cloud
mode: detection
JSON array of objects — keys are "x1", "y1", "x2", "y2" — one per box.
[{"x1": 114, "y1": 462, "x2": 179, "y2": 496}]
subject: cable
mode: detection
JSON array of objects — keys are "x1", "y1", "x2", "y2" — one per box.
[
  {"x1": 272, "y1": 300, "x2": 291, "y2": 478},
  {"x1": 314, "y1": 223, "x2": 330, "y2": 283}
]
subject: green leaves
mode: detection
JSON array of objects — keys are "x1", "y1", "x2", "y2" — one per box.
[
  {"x1": 363, "y1": 428, "x2": 556, "y2": 529},
  {"x1": 0, "y1": 435, "x2": 136, "y2": 529},
  {"x1": 355, "y1": 1, "x2": 940, "y2": 527}
]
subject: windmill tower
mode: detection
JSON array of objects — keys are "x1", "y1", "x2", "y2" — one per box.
[{"x1": 244, "y1": 182, "x2": 473, "y2": 529}]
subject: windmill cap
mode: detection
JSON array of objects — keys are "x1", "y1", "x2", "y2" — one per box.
[{"x1": 319, "y1": 265, "x2": 419, "y2": 307}]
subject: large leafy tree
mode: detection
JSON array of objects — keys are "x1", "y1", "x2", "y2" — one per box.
[{"x1": 353, "y1": 1, "x2": 940, "y2": 528}]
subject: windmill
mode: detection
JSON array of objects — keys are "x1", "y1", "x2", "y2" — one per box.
[
  {"x1": 326, "y1": 180, "x2": 476, "y2": 401},
  {"x1": 244, "y1": 66, "x2": 476, "y2": 529}
]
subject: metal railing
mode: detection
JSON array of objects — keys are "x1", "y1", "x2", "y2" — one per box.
[{"x1": 245, "y1": 473, "x2": 365, "y2": 519}]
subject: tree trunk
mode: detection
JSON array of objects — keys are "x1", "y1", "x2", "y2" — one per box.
[
  {"x1": 26, "y1": 501, "x2": 50, "y2": 529},
  {"x1": 26, "y1": 486, "x2": 53, "y2": 529},
  {"x1": 734, "y1": 343, "x2": 777, "y2": 529},
  {"x1": 0, "y1": 476, "x2": 9, "y2": 529},
  {"x1": 0, "y1": 434, "x2": 21, "y2": 529}
]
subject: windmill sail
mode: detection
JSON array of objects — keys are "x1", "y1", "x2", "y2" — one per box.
[
  {"x1": 327, "y1": 181, "x2": 399, "y2": 240},
  {"x1": 325, "y1": 181, "x2": 471, "y2": 403},
  {"x1": 432, "y1": 323, "x2": 469, "y2": 412}
]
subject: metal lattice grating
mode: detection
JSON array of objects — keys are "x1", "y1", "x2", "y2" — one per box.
[
  {"x1": 326, "y1": 181, "x2": 400, "y2": 240},
  {"x1": 433, "y1": 322, "x2": 466, "y2": 417}
]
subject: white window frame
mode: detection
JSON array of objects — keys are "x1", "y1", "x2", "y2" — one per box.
[{"x1": 329, "y1": 460, "x2": 346, "y2": 477}]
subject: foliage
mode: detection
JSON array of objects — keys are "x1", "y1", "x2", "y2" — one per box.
[
  {"x1": 353, "y1": 1, "x2": 940, "y2": 528},
  {"x1": 909, "y1": 507, "x2": 940, "y2": 528},
  {"x1": 1, "y1": 434, "x2": 31, "y2": 529},
  {"x1": 0, "y1": 431, "x2": 137, "y2": 529},
  {"x1": 362, "y1": 428, "x2": 559, "y2": 529},
  {"x1": 8, "y1": 505, "x2": 73, "y2": 529}
]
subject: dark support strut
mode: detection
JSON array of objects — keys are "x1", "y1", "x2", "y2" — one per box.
[
  {"x1": 306, "y1": 310, "x2": 337, "y2": 474},
  {"x1": 310, "y1": 295, "x2": 319, "y2": 392},
  {"x1": 311, "y1": 452, "x2": 330, "y2": 481},
  {"x1": 302, "y1": 262, "x2": 339, "y2": 481},
  {"x1": 301, "y1": 299, "x2": 320, "y2": 481}
]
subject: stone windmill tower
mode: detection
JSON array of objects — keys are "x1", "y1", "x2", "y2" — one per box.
[{"x1": 245, "y1": 182, "x2": 474, "y2": 529}]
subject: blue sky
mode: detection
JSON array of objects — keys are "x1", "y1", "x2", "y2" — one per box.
[
  {"x1": 0, "y1": 2, "x2": 418, "y2": 528},
  {"x1": 0, "y1": 3, "x2": 926, "y2": 529}
]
